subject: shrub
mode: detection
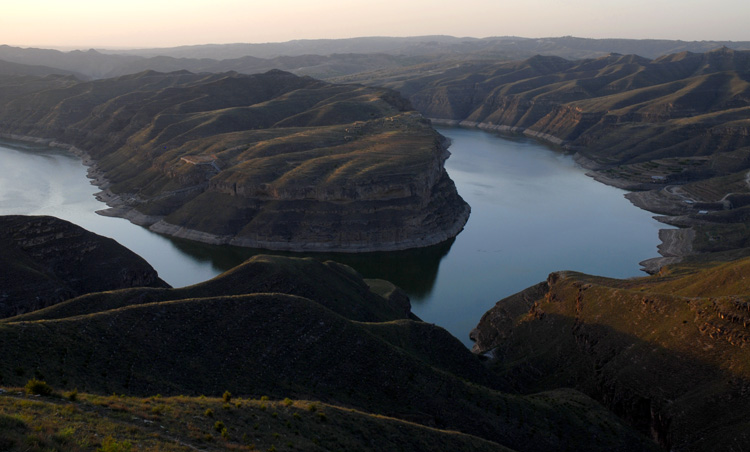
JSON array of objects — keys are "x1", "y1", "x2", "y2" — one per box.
[
  {"x1": 223, "y1": 391, "x2": 232, "y2": 403},
  {"x1": 214, "y1": 421, "x2": 225, "y2": 432},
  {"x1": 282, "y1": 398, "x2": 293, "y2": 407},
  {"x1": 67, "y1": 388, "x2": 78, "y2": 401},
  {"x1": 24, "y1": 379, "x2": 53, "y2": 396},
  {"x1": 205, "y1": 408, "x2": 214, "y2": 418}
]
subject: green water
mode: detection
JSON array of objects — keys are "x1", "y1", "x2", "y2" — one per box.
[{"x1": 0, "y1": 128, "x2": 666, "y2": 345}]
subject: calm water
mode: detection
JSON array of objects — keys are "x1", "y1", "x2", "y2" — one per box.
[{"x1": 0, "y1": 129, "x2": 665, "y2": 345}]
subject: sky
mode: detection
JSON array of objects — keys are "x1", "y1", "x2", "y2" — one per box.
[{"x1": 4, "y1": 0, "x2": 750, "y2": 49}]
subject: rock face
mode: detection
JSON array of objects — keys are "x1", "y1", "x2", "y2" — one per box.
[
  {"x1": 0, "y1": 70, "x2": 469, "y2": 252},
  {"x1": 0, "y1": 215, "x2": 168, "y2": 318},
  {"x1": 471, "y1": 261, "x2": 750, "y2": 452}
]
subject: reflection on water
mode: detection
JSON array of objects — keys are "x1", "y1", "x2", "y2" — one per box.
[
  {"x1": 0, "y1": 129, "x2": 667, "y2": 346},
  {"x1": 167, "y1": 235, "x2": 455, "y2": 298}
]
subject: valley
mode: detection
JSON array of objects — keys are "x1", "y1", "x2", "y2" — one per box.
[{"x1": 2, "y1": 36, "x2": 750, "y2": 451}]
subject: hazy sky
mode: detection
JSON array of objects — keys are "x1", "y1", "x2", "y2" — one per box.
[{"x1": 4, "y1": 0, "x2": 750, "y2": 49}]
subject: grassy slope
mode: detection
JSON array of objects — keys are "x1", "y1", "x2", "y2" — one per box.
[
  {"x1": 0, "y1": 390, "x2": 510, "y2": 452},
  {"x1": 381, "y1": 49, "x2": 750, "y2": 165}
]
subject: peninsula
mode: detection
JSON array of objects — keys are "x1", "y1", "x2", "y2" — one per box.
[{"x1": 0, "y1": 70, "x2": 469, "y2": 252}]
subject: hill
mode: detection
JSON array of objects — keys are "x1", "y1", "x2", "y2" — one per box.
[
  {"x1": 0, "y1": 58, "x2": 84, "y2": 78},
  {"x1": 470, "y1": 258, "x2": 750, "y2": 451},
  {"x1": 0, "y1": 215, "x2": 167, "y2": 318},
  {"x1": 11, "y1": 254, "x2": 415, "y2": 324},
  {"x1": 0, "y1": 233, "x2": 657, "y2": 451},
  {"x1": 0, "y1": 70, "x2": 469, "y2": 252}
]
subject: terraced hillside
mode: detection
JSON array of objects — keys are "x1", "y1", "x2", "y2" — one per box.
[{"x1": 0, "y1": 70, "x2": 469, "y2": 252}]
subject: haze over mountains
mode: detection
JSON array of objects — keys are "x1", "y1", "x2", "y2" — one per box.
[{"x1": 2, "y1": 35, "x2": 750, "y2": 80}]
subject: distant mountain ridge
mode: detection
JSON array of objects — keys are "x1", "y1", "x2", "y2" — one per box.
[
  {"x1": 2, "y1": 35, "x2": 750, "y2": 80},
  {"x1": 100, "y1": 35, "x2": 750, "y2": 60}
]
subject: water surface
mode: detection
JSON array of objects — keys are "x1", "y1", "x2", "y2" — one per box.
[{"x1": 0, "y1": 129, "x2": 666, "y2": 346}]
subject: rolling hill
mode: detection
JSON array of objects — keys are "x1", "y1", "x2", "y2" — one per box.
[{"x1": 0, "y1": 217, "x2": 657, "y2": 451}]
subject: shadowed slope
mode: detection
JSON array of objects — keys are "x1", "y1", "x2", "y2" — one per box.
[
  {"x1": 0, "y1": 215, "x2": 167, "y2": 318},
  {"x1": 471, "y1": 257, "x2": 750, "y2": 451},
  {"x1": 8, "y1": 255, "x2": 413, "y2": 323},
  {"x1": 0, "y1": 293, "x2": 657, "y2": 452}
]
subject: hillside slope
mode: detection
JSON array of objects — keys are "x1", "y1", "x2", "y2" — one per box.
[
  {"x1": 471, "y1": 258, "x2": 750, "y2": 451},
  {"x1": 0, "y1": 390, "x2": 512, "y2": 452},
  {"x1": 0, "y1": 253, "x2": 657, "y2": 452},
  {"x1": 0, "y1": 215, "x2": 167, "y2": 318}
]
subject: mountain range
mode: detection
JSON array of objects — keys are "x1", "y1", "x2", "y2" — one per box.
[{"x1": 2, "y1": 35, "x2": 750, "y2": 80}]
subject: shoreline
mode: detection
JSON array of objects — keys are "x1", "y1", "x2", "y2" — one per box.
[
  {"x1": 0, "y1": 132, "x2": 471, "y2": 254},
  {"x1": 429, "y1": 119, "x2": 694, "y2": 272},
  {"x1": 1, "y1": 125, "x2": 696, "y2": 268}
]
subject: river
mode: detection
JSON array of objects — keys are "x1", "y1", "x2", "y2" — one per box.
[{"x1": 0, "y1": 128, "x2": 666, "y2": 346}]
